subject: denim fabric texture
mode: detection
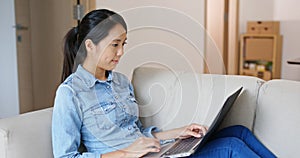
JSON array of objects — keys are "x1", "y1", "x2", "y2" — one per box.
[
  {"x1": 52, "y1": 65, "x2": 159, "y2": 158},
  {"x1": 190, "y1": 125, "x2": 276, "y2": 158}
]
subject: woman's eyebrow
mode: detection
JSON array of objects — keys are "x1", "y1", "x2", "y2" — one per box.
[{"x1": 113, "y1": 38, "x2": 127, "y2": 42}]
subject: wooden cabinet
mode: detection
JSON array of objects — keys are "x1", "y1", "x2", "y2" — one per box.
[{"x1": 239, "y1": 34, "x2": 283, "y2": 80}]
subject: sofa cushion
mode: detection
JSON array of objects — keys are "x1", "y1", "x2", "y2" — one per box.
[
  {"x1": 0, "y1": 108, "x2": 53, "y2": 158},
  {"x1": 132, "y1": 66, "x2": 264, "y2": 131},
  {"x1": 254, "y1": 80, "x2": 300, "y2": 157}
]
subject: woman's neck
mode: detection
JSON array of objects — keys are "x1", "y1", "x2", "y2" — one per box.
[
  {"x1": 82, "y1": 63, "x2": 107, "y2": 81},
  {"x1": 95, "y1": 68, "x2": 107, "y2": 81}
]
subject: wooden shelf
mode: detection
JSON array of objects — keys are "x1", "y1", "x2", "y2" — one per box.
[
  {"x1": 241, "y1": 69, "x2": 272, "y2": 80},
  {"x1": 239, "y1": 34, "x2": 283, "y2": 79}
]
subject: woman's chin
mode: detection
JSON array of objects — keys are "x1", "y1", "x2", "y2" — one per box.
[{"x1": 107, "y1": 65, "x2": 117, "y2": 71}]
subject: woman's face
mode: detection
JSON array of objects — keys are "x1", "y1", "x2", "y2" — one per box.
[{"x1": 95, "y1": 24, "x2": 127, "y2": 71}]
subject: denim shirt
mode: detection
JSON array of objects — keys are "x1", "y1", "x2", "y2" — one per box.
[{"x1": 52, "y1": 65, "x2": 160, "y2": 158}]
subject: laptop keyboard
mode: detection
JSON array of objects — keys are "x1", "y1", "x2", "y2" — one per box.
[{"x1": 163, "y1": 137, "x2": 202, "y2": 156}]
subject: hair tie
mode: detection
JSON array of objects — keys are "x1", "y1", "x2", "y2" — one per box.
[{"x1": 74, "y1": 26, "x2": 79, "y2": 34}]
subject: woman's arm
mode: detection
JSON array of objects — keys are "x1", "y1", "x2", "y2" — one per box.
[
  {"x1": 101, "y1": 150, "x2": 126, "y2": 158},
  {"x1": 101, "y1": 137, "x2": 161, "y2": 158},
  {"x1": 52, "y1": 85, "x2": 99, "y2": 158},
  {"x1": 153, "y1": 124, "x2": 208, "y2": 140}
]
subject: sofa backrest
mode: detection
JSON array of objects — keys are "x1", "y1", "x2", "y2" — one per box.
[
  {"x1": 254, "y1": 79, "x2": 300, "y2": 158},
  {"x1": 0, "y1": 108, "x2": 53, "y2": 158},
  {"x1": 132, "y1": 67, "x2": 264, "y2": 131}
]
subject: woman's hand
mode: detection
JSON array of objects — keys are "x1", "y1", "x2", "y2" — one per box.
[
  {"x1": 177, "y1": 123, "x2": 208, "y2": 139},
  {"x1": 122, "y1": 137, "x2": 161, "y2": 157},
  {"x1": 153, "y1": 123, "x2": 208, "y2": 141}
]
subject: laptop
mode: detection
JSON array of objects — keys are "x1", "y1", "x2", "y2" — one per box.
[{"x1": 144, "y1": 87, "x2": 243, "y2": 158}]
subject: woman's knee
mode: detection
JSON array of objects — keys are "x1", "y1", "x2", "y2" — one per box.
[
  {"x1": 229, "y1": 125, "x2": 252, "y2": 134},
  {"x1": 205, "y1": 137, "x2": 246, "y2": 150},
  {"x1": 223, "y1": 137, "x2": 259, "y2": 157},
  {"x1": 226, "y1": 137, "x2": 246, "y2": 147}
]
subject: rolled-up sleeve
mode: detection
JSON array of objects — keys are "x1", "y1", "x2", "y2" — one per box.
[
  {"x1": 52, "y1": 85, "x2": 100, "y2": 158},
  {"x1": 136, "y1": 120, "x2": 161, "y2": 138}
]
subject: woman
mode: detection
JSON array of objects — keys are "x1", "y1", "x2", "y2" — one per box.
[{"x1": 52, "y1": 9, "x2": 276, "y2": 158}]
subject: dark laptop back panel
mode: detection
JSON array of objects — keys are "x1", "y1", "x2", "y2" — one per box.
[{"x1": 198, "y1": 87, "x2": 243, "y2": 149}]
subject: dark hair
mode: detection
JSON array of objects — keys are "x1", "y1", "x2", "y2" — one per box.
[{"x1": 61, "y1": 9, "x2": 127, "y2": 82}]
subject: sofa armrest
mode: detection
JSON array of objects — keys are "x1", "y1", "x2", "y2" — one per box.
[
  {"x1": 255, "y1": 80, "x2": 300, "y2": 158},
  {"x1": 0, "y1": 108, "x2": 53, "y2": 158}
]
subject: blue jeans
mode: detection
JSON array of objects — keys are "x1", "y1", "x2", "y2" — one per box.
[{"x1": 189, "y1": 125, "x2": 276, "y2": 158}]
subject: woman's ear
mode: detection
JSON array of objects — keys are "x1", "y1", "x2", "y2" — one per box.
[{"x1": 85, "y1": 39, "x2": 95, "y2": 53}]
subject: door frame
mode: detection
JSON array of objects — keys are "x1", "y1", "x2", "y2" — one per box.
[{"x1": 204, "y1": 0, "x2": 239, "y2": 75}]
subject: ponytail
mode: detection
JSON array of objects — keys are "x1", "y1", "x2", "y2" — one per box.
[{"x1": 61, "y1": 27, "x2": 79, "y2": 82}]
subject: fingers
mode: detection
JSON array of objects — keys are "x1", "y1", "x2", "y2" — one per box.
[
  {"x1": 138, "y1": 137, "x2": 161, "y2": 150},
  {"x1": 125, "y1": 137, "x2": 161, "y2": 157},
  {"x1": 198, "y1": 125, "x2": 208, "y2": 136},
  {"x1": 184, "y1": 129, "x2": 202, "y2": 138},
  {"x1": 146, "y1": 146, "x2": 160, "y2": 153},
  {"x1": 187, "y1": 123, "x2": 209, "y2": 138}
]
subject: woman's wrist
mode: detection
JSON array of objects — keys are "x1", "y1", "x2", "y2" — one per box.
[
  {"x1": 101, "y1": 149, "x2": 126, "y2": 158},
  {"x1": 153, "y1": 128, "x2": 181, "y2": 140},
  {"x1": 119, "y1": 149, "x2": 128, "y2": 157}
]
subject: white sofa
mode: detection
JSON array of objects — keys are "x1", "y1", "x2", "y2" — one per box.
[{"x1": 0, "y1": 67, "x2": 300, "y2": 158}]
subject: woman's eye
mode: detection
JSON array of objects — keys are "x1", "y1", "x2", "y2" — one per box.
[
  {"x1": 112, "y1": 43, "x2": 118, "y2": 47},
  {"x1": 122, "y1": 42, "x2": 127, "y2": 46}
]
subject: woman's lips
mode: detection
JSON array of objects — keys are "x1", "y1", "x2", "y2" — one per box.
[{"x1": 112, "y1": 60, "x2": 119, "y2": 64}]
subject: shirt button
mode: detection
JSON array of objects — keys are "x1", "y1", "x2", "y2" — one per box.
[
  {"x1": 106, "y1": 85, "x2": 110, "y2": 89},
  {"x1": 114, "y1": 95, "x2": 119, "y2": 99},
  {"x1": 128, "y1": 127, "x2": 132, "y2": 130}
]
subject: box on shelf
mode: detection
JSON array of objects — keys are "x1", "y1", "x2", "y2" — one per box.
[
  {"x1": 242, "y1": 69, "x2": 272, "y2": 80},
  {"x1": 262, "y1": 71, "x2": 272, "y2": 80},
  {"x1": 245, "y1": 38, "x2": 274, "y2": 61},
  {"x1": 247, "y1": 21, "x2": 280, "y2": 34},
  {"x1": 242, "y1": 69, "x2": 257, "y2": 76}
]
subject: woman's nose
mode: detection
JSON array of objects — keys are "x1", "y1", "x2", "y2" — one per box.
[{"x1": 117, "y1": 48, "x2": 124, "y2": 56}]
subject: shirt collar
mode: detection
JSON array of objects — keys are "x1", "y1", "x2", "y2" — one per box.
[{"x1": 74, "y1": 65, "x2": 113, "y2": 88}]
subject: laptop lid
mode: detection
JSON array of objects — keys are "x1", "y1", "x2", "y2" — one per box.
[{"x1": 197, "y1": 86, "x2": 243, "y2": 149}]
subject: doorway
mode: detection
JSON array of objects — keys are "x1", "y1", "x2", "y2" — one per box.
[
  {"x1": 14, "y1": 0, "x2": 34, "y2": 113},
  {"x1": 14, "y1": 0, "x2": 95, "y2": 113}
]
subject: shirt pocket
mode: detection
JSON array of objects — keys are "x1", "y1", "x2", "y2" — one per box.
[{"x1": 91, "y1": 102, "x2": 117, "y2": 130}]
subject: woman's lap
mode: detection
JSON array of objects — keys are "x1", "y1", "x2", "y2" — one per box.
[
  {"x1": 188, "y1": 125, "x2": 276, "y2": 158},
  {"x1": 189, "y1": 137, "x2": 259, "y2": 158}
]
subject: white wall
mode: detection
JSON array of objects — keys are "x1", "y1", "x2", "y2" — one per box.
[
  {"x1": 274, "y1": 0, "x2": 300, "y2": 20},
  {"x1": 239, "y1": 0, "x2": 274, "y2": 34},
  {"x1": 273, "y1": 0, "x2": 300, "y2": 81},
  {"x1": 96, "y1": 0, "x2": 205, "y2": 78},
  {"x1": 0, "y1": 0, "x2": 20, "y2": 118}
]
